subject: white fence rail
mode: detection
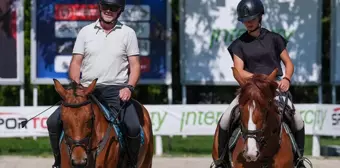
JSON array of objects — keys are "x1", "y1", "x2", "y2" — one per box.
[{"x1": 1, "y1": 104, "x2": 340, "y2": 156}]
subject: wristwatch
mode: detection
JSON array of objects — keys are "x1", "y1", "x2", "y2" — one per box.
[{"x1": 126, "y1": 85, "x2": 134, "y2": 92}]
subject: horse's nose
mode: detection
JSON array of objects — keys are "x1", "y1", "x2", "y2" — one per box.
[
  {"x1": 242, "y1": 138, "x2": 260, "y2": 162},
  {"x1": 71, "y1": 157, "x2": 88, "y2": 167},
  {"x1": 243, "y1": 148, "x2": 260, "y2": 162},
  {"x1": 256, "y1": 151, "x2": 260, "y2": 157}
]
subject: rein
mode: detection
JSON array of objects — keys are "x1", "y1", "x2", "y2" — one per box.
[{"x1": 60, "y1": 94, "x2": 126, "y2": 166}]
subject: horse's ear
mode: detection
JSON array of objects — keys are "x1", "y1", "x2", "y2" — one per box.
[
  {"x1": 53, "y1": 79, "x2": 67, "y2": 98},
  {"x1": 267, "y1": 68, "x2": 278, "y2": 81},
  {"x1": 232, "y1": 67, "x2": 246, "y2": 86},
  {"x1": 85, "y1": 78, "x2": 98, "y2": 95}
]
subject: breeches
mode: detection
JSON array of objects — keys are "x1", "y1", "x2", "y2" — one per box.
[
  {"x1": 46, "y1": 85, "x2": 141, "y2": 138},
  {"x1": 219, "y1": 90, "x2": 304, "y2": 131}
]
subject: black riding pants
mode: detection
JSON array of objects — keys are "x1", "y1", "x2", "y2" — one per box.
[{"x1": 46, "y1": 85, "x2": 141, "y2": 138}]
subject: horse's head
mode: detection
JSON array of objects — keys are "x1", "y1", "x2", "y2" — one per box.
[
  {"x1": 53, "y1": 78, "x2": 98, "y2": 167},
  {"x1": 232, "y1": 67, "x2": 279, "y2": 162}
]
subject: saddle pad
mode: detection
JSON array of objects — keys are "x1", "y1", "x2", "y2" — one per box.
[{"x1": 97, "y1": 101, "x2": 145, "y2": 147}]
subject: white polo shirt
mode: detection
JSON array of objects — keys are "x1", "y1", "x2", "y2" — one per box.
[{"x1": 72, "y1": 20, "x2": 140, "y2": 87}]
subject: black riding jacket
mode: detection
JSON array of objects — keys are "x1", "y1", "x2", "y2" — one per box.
[{"x1": 228, "y1": 28, "x2": 288, "y2": 77}]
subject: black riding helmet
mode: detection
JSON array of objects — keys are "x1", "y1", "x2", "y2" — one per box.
[
  {"x1": 98, "y1": 0, "x2": 125, "y2": 24},
  {"x1": 99, "y1": 0, "x2": 125, "y2": 11},
  {"x1": 236, "y1": 0, "x2": 264, "y2": 22}
]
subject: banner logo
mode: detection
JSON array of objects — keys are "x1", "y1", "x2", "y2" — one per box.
[{"x1": 332, "y1": 108, "x2": 340, "y2": 128}]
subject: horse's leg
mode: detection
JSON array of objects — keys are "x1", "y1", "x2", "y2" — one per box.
[
  {"x1": 139, "y1": 138, "x2": 153, "y2": 168},
  {"x1": 95, "y1": 140, "x2": 120, "y2": 168},
  {"x1": 106, "y1": 143, "x2": 121, "y2": 168},
  {"x1": 139, "y1": 143, "x2": 153, "y2": 168},
  {"x1": 139, "y1": 104, "x2": 154, "y2": 168},
  {"x1": 60, "y1": 142, "x2": 71, "y2": 168},
  {"x1": 272, "y1": 130, "x2": 294, "y2": 168},
  {"x1": 140, "y1": 138, "x2": 153, "y2": 168}
]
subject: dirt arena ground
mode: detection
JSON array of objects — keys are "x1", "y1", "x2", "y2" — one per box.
[{"x1": 0, "y1": 156, "x2": 339, "y2": 168}]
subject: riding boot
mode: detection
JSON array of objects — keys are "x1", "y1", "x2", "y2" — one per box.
[
  {"x1": 214, "y1": 125, "x2": 231, "y2": 168},
  {"x1": 126, "y1": 134, "x2": 141, "y2": 168},
  {"x1": 295, "y1": 126, "x2": 306, "y2": 168},
  {"x1": 49, "y1": 132, "x2": 61, "y2": 168}
]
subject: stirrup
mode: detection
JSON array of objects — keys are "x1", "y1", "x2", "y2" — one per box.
[{"x1": 296, "y1": 157, "x2": 313, "y2": 168}]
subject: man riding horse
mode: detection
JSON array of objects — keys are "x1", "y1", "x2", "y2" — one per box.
[
  {"x1": 46, "y1": 0, "x2": 142, "y2": 167},
  {"x1": 212, "y1": 0, "x2": 306, "y2": 167}
]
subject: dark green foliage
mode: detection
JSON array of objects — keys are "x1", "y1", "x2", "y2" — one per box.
[{"x1": 0, "y1": 0, "x2": 335, "y2": 105}]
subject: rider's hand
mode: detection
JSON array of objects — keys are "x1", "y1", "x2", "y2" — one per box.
[
  {"x1": 279, "y1": 78, "x2": 290, "y2": 92},
  {"x1": 119, "y1": 87, "x2": 131, "y2": 101}
]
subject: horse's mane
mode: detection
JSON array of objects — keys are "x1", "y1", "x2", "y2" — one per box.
[{"x1": 237, "y1": 74, "x2": 278, "y2": 109}]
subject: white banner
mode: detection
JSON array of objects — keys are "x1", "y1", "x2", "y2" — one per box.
[
  {"x1": 180, "y1": 0, "x2": 322, "y2": 85},
  {"x1": 1, "y1": 104, "x2": 340, "y2": 137}
]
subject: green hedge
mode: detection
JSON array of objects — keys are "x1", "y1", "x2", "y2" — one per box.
[{"x1": 0, "y1": 136, "x2": 339, "y2": 156}]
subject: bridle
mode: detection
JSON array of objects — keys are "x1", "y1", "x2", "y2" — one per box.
[
  {"x1": 59, "y1": 83, "x2": 128, "y2": 167},
  {"x1": 60, "y1": 86, "x2": 122, "y2": 167},
  {"x1": 239, "y1": 100, "x2": 272, "y2": 149},
  {"x1": 239, "y1": 81, "x2": 280, "y2": 150},
  {"x1": 61, "y1": 92, "x2": 96, "y2": 166}
]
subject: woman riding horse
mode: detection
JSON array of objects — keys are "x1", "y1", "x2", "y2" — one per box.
[{"x1": 212, "y1": 0, "x2": 305, "y2": 167}]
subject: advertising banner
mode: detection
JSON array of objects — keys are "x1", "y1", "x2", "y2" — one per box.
[
  {"x1": 31, "y1": 0, "x2": 171, "y2": 85},
  {"x1": 331, "y1": 0, "x2": 340, "y2": 84},
  {"x1": 1, "y1": 104, "x2": 340, "y2": 137},
  {"x1": 0, "y1": 0, "x2": 24, "y2": 85},
  {"x1": 180, "y1": 0, "x2": 322, "y2": 85}
]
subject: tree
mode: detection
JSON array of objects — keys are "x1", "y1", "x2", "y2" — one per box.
[{"x1": 0, "y1": 0, "x2": 334, "y2": 106}]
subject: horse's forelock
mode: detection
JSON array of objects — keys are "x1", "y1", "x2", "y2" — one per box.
[
  {"x1": 67, "y1": 81, "x2": 85, "y2": 98},
  {"x1": 238, "y1": 75, "x2": 278, "y2": 112}
]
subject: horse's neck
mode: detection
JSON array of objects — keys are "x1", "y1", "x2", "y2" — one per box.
[
  {"x1": 262, "y1": 109, "x2": 281, "y2": 155},
  {"x1": 92, "y1": 104, "x2": 111, "y2": 142},
  {"x1": 265, "y1": 108, "x2": 280, "y2": 131}
]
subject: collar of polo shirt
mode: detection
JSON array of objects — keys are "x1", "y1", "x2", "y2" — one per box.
[{"x1": 93, "y1": 19, "x2": 123, "y2": 30}]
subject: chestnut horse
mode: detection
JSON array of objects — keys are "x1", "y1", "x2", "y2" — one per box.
[
  {"x1": 212, "y1": 68, "x2": 294, "y2": 168},
  {"x1": 53, "y1": 78, "x2": 153, "y2": 168}
]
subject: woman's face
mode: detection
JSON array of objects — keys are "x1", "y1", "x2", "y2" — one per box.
[{"x1": 243, "y1": 16, "x2": 260, "y2": 32}]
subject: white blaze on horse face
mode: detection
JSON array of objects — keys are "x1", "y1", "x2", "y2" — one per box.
[{"x1": 245, "y1": 101, "x2": 259, "y2": 161}]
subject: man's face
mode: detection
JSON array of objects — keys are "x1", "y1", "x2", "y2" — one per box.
[
  {"x1": 0, "y1": 0, "x2": 12, "y2": 17},
  {"x1": 99, "y1": 3, "x2": 121, "y2": 23}
]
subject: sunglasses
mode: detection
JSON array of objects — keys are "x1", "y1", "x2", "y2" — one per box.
[{"x1": 100, "y1": 3, "x2": 120, "y2": 12}]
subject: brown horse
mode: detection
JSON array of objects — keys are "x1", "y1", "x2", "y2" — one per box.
[
  {"x1": 53, "y1": 78, "x2": 153, "y2": 168},
  {"x1": 212, "y1": 68, "x2": 294, "y2": 168}
]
